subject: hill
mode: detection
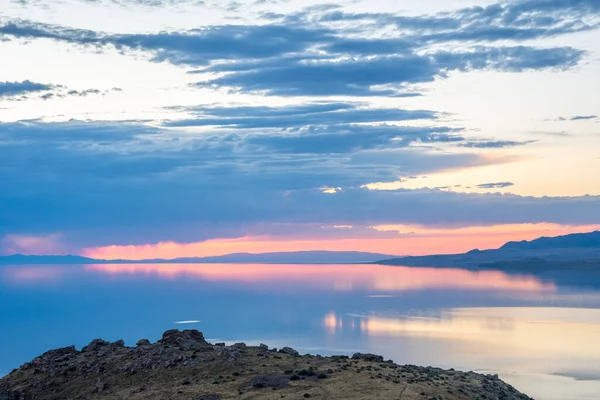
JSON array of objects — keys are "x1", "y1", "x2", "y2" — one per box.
[
  {"x1": 0, "y1": 329, "x2": 531, "y2": 400},
  {"x1": 376, "y1": 230, "x2": 600, "y2": 269},
  {"x1": 0, "y1": 251, "x2": 397, "y2": 265},
  {"x1": 0, "y1": 254, "x2": 100, "y2": 265}
]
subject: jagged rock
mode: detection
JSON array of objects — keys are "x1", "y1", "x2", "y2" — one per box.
[
  {"x1": 136, "y1": 339, "x2": 151, "y2": 346},
  {"x1": 113, "y1": 340, "x2": 125, "y2": 347},
  {"x1": 82, "y1": 339, "x2": 110, "y2": 352},
  {"x1": 279, "y1": 347, "x2": 299, "y2": 357},
  {"x1": 351, "y1": 353, "x2": 385, "y2": 362}
]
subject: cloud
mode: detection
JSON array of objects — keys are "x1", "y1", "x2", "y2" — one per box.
[
  {"x1": 0, "y1": 80, "x2": 118, "y2": 101},
  {"x1": 459, "y1": 140, "x2": 535, "y2": 148},
  {"x1": 164, "y1": 103, "x2": 437, "y2": 128},
  {"x1": 571, "y1": 115, "x2": 598, "y2": 121},
  {"x1": 1, "y1": 0, "x2": 598, "y2": 252},
  {"x1": 2, "y1": 119, "x2": 598, "y2": 251},
  {"x1": 275, "y1": 0, "x2": 600, "y2": 43},
  {"x1": 0, "y1": 0, "x2": 594, "y2": 97},
  {"x1": 245, "y1": 125, "x2": 463, "y2": 154},
  {"x1": 556, "y1": 115, "x2": 598, "y2": 121},
  {"x1": 0, "y1": 80, "x2": 53, "y2": 98},
  {"x1": 163, "y1": 102, "x2": 464, "y2": 153},
  {"x1": 198, "y1": 46, "x2": 583, "y2": 96},
  {"x1": 0, "y1": 233, "x2": 67, "y2": 255},
  {"x1": 476, "y1": 182, "x2": 515, "y2": 189}
]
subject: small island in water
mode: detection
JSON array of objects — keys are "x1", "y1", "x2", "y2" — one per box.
[{"x1": 0, "y1": 329, "x2": 531, "y2": 400}]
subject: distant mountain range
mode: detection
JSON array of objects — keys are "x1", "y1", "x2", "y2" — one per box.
[
  {"x1": 3, "y1": 231, "x2": 600, "y2": 269},
  {"x1": 377, "y1": 230, "x2": 600, "y2": 269},
  {"x1": 0, "y1": 251, "x2": 398, "y2": 265}
]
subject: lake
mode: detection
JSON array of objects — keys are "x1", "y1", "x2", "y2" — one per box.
[{"x1": 2, "y1": 263, "x2": 600, "y2": 399}]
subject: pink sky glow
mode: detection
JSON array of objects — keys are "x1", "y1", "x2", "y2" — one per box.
[{"x1": 81, "y1": 223, "x2": 600, "y2": 260}]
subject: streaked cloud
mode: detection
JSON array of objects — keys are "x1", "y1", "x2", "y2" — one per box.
[{"x1": 476, "y1": 182, "x2": 515, "y2": 189}]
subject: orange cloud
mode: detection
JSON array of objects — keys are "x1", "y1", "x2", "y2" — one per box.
[{"x1": 82, "y1": 223, "x2": 600, "y2": 260}]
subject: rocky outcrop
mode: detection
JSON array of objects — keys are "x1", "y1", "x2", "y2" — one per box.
[
  {"x1": 0, "y1": 330, "x2": 533, "y2": 400},
  {"x1": 351, "y1": 353, "x2": 385, "y2": 362}
]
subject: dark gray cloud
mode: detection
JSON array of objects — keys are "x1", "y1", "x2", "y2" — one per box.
[
  {"x1": 0, "y1": 80, "x2": 117, "y2": 101},
  {"x1": 477, "y1": 182, "x2": 515, "y2": 189},
  {"x1": 38, "y1": 87, "x2": 121, "y2": 101},
  {"x1": 0, "y1": 80, "x2": 53, "y2": 97},
  {"x1": 571, "y1": 115, "x2": 598, "y2": 120},
  {"x1": 557, "y1": 115, "x2": 598, "y2": 121}
]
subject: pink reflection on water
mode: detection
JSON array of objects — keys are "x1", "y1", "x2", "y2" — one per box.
[
  {"x1": 86, "y1": 263, "x2": 556, "y2": 293},
  {"x1": 2, "y1": 266, "x2": 65, "y2": 284}
]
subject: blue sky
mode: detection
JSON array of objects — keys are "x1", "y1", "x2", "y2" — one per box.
[{"x1": 1, "y1": 0, "x2": 599, "y2": 257}]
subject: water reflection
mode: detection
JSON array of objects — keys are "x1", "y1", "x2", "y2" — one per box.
[
  {"x1": 85, "y1": 263, "x2": 556, "y2": 293},
  {"x1": 323, "y1": 308, "x2": 600, "y2": 400},
  {"x1": 1, "y1": 266, "x2": 65, "y2": 284},
  {"x1": 324, "y1": 308, "x2": 600, "y2": 358},
  {"x1": 2, "y1": 263, "x2": 597, "y2": 400}
]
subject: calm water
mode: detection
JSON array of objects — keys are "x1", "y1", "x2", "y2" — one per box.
[{"x1": 2, "y1": 263, "x2": 600, "y2": 399}]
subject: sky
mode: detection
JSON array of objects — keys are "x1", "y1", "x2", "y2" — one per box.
[{"x1": 1, "y1": 0, "x2": 600, "y2": 259}]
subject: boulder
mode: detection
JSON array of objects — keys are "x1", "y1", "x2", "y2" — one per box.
[
  {"x1": 158, "y1": 330, "x2": 211, "y2": 351},
  {"x1": 279, "y1": 347, "x2": 300, "y2": 357}
]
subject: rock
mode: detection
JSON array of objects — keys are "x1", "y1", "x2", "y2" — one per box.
[
  {"x1": 259, "y1": 343, "x2": 268, "y2": 350},
  {"x1": 218, "y1": 348, "x2": 240, "y2": 362},
  {"x1": 158, "y1": 330, "x2": 211, "y2": 351},
  {"x1": 82, "y1": 339, "x2": 110, "y2": 352},
  {"x1": 279, "y1": 347, "x2": 299, "y2": 357},
  {"x1": 136, "y1": 339, "x2": 151, "y2": 346},
  {"x1": 113, "y1": 339, "x2": 125, "y2": 347},
  {"x1": 95, "y1": 377, "x2": 105, "y2": 393},
  {"x1": 351, "y1": 353, "x2": 384, "y2": 362},
  {"x1": 38, "y1": 346, "x2": 78, "y2": 362}
]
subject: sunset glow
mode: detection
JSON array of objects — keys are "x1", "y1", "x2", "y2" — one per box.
[{"x1": 83, "y1": 223, "x2": 600, "y2": 260}]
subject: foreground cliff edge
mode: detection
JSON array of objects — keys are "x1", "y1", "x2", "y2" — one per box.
[{"x1": 0, "y1": 330, "x2": 532, "y2": 400}]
